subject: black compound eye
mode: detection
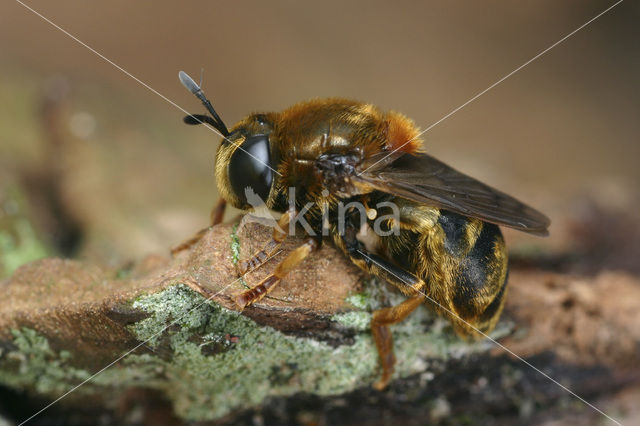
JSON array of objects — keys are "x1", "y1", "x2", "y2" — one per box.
[{"x1": 228, "y1": 134, "x2": 273, "y2": 204}]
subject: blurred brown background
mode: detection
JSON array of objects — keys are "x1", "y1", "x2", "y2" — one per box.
[
  {"x1": 1, "y1": 2, "x2": 640, "y2": 424},
  {"x1": 1, "y1": 0, "x2": 638, "y2": 265}
]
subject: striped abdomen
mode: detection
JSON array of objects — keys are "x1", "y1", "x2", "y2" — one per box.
[{"x1": 430, "y1": 210, "x2": 509, "y2": 337}]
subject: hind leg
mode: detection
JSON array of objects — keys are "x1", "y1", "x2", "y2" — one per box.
[
  {"x1": 371, "y1": 294, "x2": 425, "y2": 390},
  {"x1": 350, "y1": 249, "x2": 426, "y2": 390}
]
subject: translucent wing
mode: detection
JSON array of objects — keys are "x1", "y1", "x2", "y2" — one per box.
[{"x1": 355, "y1": 152, "x2": 550, "y2": 235}]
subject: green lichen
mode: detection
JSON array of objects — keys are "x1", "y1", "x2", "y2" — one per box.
[
  {"x1": 229, "y1": 224, "x2": 249, "y2": 288},
  {"x1": 0, "y1": 283, "x2": 499, "y2": 421},
  {"x1": 0, "y1": 186, "x2": 50, "y2": 279},
  {"x1": 0, "y1": 220, "x2": 48, "y2": 277},
  {"x1": 345, "y1": 292, "x2": 369, "y2": 310},
  {"x1": 124, "y1": 283, "x2": 492, "y2": 420},
  {"x1": 343, "y1": 277, "x2": 405, "y2": 312},
  {"x1": 230, "y1": 223, "x2": 241, "y2": 265},
  {"x1": 0, "y1": 328, "x2": 90, "y2": 395},
  {"x1": 125, "y1": 284, "x2": 383, "y2": 419},
  {"x1": 332, "y1": 311, "x2": 371, "y2": 331}
]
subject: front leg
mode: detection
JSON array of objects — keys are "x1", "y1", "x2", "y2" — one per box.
[
  {"x1": 237, "y1": 206, "x2": 295, "y2": 275},
  {"x1": 171, "y1": 198, "x2": 227, "y2": 256},
  {"x1": 209, "y1": 198, "x2": 227, "y2": 226},
  {"x1": 235, "y1": 237, "x2": 319, "y2": 308}
]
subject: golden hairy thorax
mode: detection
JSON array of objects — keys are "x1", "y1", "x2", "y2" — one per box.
[
  {"x1": 273, "y1": 98, "x2": 421, "y2": 161},
  {"x1": 214, "y1": 98, "x2": 422, "y2": 211}
]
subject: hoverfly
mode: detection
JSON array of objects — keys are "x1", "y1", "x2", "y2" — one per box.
[{"x1": 176, "y1": 71, "x2": 550, "y2": 389}]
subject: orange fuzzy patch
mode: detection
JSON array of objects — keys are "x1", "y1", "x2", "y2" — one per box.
[{"x1": 385, "y1": 111, "x2": 421, "y2": 154}]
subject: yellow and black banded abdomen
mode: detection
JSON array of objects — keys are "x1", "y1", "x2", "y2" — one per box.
[{"x1": 432, "y1": 210, "x2": 508, "y2": 338}]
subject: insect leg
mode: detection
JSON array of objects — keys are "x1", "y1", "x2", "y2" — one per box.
[
  {"x1": 210, "y1": 197, "x2": 227, "y2": 226},
  {"x1": 349, "y1": 244, "x2": 426, "y2": 390},
  {"x1": 371, "y1": 294, "x2": 425, "y2": 390},
  {"x1": 237, "y1": 207, "x2": 295, "y2": 275},
  {"x1": 170, "y1": 198, "x2": 227, "y2": 256},
  {"x1": 235, "y1": 237, "x2": 319, "y2": 308}
]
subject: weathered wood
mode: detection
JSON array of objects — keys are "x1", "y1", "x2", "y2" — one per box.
[{"x1": 1, "y1": 219, "x2": 639, "y2": 424}]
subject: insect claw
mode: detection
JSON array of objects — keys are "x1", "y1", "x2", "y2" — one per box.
[{"x1": 372, "y1": 379, "x2": 388, "y2": 391}]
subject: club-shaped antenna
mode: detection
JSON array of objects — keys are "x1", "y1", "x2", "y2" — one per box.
[{"x1": 179, "y1": 70, "x2": 229, "y2": 136}]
